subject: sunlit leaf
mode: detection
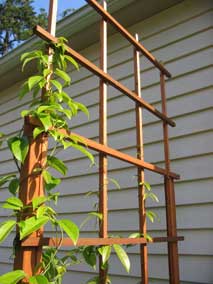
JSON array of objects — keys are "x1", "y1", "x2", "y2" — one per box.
[
  {"x1": 42, "y1": 170, "x2": 61, "y2": 191},
  {"x1": 109, "y1": 178, "x2": 121, "y2": 190},
  {"x1": 32, "y1": 196, "x2": 48, "y2": 210},
  {"x1": 28, "y1": 75, "x2": 43, "y2": 91},
  {"x1": 143, "y1": 233, "x2": 153, "y2": 242},
  {"x1": 70, "y1": 142, "x2": 94, "y2": 165},
  {"x1": 47, "y1": 156, "x2": 67, "y2": 176},
  {"x1": 51, "y1": 79, "x2": 62, "y2": 93},
  {"x1": 3, "y1": 197, "x2": 23, "y2": 211},
  {"x1": 98, "y1": 245, "x2": 111, "y2": 265},
  {"x1": 0, "y1": 270, "x2": 26, "y2": 284},
  {"x1": 33, "y1": 127, "x2": 45, "y2": 139},
  {"x1": 0, "y1": 132, "x2": 4, "y2": 147},
  {"x1": 146, "y1": 210, "x2": 158, "y2": 223},
  {"x1": 55, "y1": 68, "x2": 71, "y2": 85},
  {"x1": 37, "y1": 113, "x2": 52, "y2": 131},
  {"x1": 140, "y1": 181, "x2": 151, "y2": 191},
  {"x1": 0, "y1": 174, "x2": 16, "y2": 187},
  {"x1": 74, "y1": 101, "x2": 89, "y2": 118},
  {"x1": 21, "y1": 110, "x2": 31, "y2": 117},
  {"x1": 64, "y1": 55, "x2": 79, "y2": 70},
  {"x1": 113, "y1": 244, "x2": 130, "y2": 273},
  {"x1": 19, "y1": 216, "x2": 49, "y2": 240},
  {"x1": 7, "y1": 136, "x2": 29, "y2": 164},
  {"x1": 0, "y1": 220, "x2": 16, "y2": 244},
  {"x1": 18, "y1": 82, "x2": 29, "y2": 99},
  {"x1": 29, "y1": 275, "x2": 49, "y2": 284},
  {"x1": 128, "y1": 232, "x2": 141, "y2": 238},
  {"x1": 57, "y1": 219, "x2": 79, "y2": 245},
  {"x1": 89, "y1": 212, "x2": 103, "y2": 220}
]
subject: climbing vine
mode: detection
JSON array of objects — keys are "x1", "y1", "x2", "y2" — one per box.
[{"x1": 0, "y1": 38, "x2": 158, "y2": 284}]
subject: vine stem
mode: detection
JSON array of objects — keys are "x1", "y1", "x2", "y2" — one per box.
[{"x1": 12, "y1": 155, "x2": 21, "y2": 173}]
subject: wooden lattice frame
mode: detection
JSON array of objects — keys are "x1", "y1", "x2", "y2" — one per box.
[{"x1": 13, "y1": 1, "x2": 184, "y2": 283}]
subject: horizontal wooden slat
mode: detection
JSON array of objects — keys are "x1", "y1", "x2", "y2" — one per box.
[
  {"x1": 21, "y1": 236, "x2": 184, "y2": 247},
  {"x1": 34, "y1": 25, "x2": 176, "y2": 127}
]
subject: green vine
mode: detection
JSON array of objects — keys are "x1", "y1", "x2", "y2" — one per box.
[{"x1": 0, "y1": 38, "x2": 158, "y2": 284}]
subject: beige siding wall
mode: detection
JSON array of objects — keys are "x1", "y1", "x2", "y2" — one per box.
[{"x1": 0, "y1": 0, "x2": 212, "y2": 283}]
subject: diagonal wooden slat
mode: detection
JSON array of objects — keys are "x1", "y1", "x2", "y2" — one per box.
[
  {"x1": 85, "y1": 0, "x2": 171, "y2": 78},
  {"x1": 28, "y1": 117, "x2": 180, "y2": 179},
  {"x1": 34, "y1": 25, "x2": 176, "y2": 127}
]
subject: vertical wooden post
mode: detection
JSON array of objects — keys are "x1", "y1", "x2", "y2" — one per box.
[
  {"x1": 13, "y1": 0, "x2": 58, "y2": 280},
  {"x1": 13, "y1": 119, "x2": 48, "y2": 279},
  {"x1": 160, "y1": 72, "x2": 180, "y2": 284},
  {"x1": 134, "y1": 34, "x2": 149, "y2": 284},
  {"x1": 99, "y1": 1, "x2": 108, "y2": 283}
]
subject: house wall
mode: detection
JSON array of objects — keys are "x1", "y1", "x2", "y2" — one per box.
[{"x1": 0, "y1": 0, "x2": 212, "y2": 283}]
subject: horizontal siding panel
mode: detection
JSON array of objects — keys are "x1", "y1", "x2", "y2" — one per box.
[
  {"x1": 0, "y1": 1, "x2": 213, "y2": 283},
  {"x1": 1, "y1": 82, "x2": 212, "y2": 143},
  {"x1": 0, "y1": 202, "x2": 212, "y2": 232}
]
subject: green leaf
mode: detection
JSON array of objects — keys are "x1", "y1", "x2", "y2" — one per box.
[
  {"x1": 98, "y1": 245, "x2": 111, "y2": 265},
  {"x1": 18, "y1": 82, "x2": 29, "y2": 99},
  {"x1": 3, "y1": 197, "x2": 23, "y2": 211},
  {"x1": 64, "y1": 55, "x2": 79, "y2": 70},
  {"x1": 37, "y1": 113, "x2": 52, "y2": 131},
  {"x1": 42, "y1": 170, "x2": 61, "y2": 191},
  {"x1": 146, "y1": 210, "x2": 158, "y2": 223},
  {"x1": 143, "y1": 233, "x2": 153, "y2": 242},
  {"x1": 82, "y1": 246, "x2": 97, "y2": 270},
  {"x1": 55, "y1": 68, "x2": 71, "y2": 85},
  {"x1": 32, "y1": 196, "x2": 48, "y2": 210},
  {"x1": 37, "y1": 103, "x2": 62, "y2": 113},
  {"x1": 7, "y1": 136, "x2": 29, "y2": 164},
  {"x1": 21, "y1": 51, "x2": 43, "y2": 70},
  {"x1": 21, "y1": 51, "x2": 31, "y2": 62},
  {"x1": 128, "y1": 232, "x2": 141, "y2": 238},
  {"x1": 36, "y1": 205, "x2": 48, "y2": 219},
  {"x1": 57, "y1": 219, "x2": 79, "y2": 245},
  {"x1": 75, "y1": 102, "x2": 89, "y2": 118},
  {"x1": 22, "y1": 56, "x2": 39, "y2": 71},
  {"x1": 87, "y1": 277, "x2": 99, "y2": 284},
  {"x1": 21, "y1": 110, "x2": 31, "y2": 117},
  {"x1": 8, "y1": 178, "x2": 19, "y2": 196},
  {"x1": 80, "y1": 212, "x2": 102, "y2": 229},
  {"x1": 68, "y1": 142, "x2": 94, "y2": 165},
  {"x1": 29, "y1": 275, "x2": 49, "y2": 284},
  {"x1": 47, "y1": 156, "x2": 67, "y2": 176},
  {"x1": 113, "y1": 244, "x2": 130, "y2": 273},
  {"x1": 43, "y1": 68, "x2": 51, "y2": 78},
  {"x1": 28, "y1": 75, "x2": 43, "y2": 90},
  {"x1": 0, "y1": 270, "x2": 26, "y2": 284},
  {"x1": 0, "y1": 220, "x2": 16, "y2": 243},
  {"x1": 0, "y1": 132, "x2": 4, "y2": 147},
  {"x1": 109, "y1": 178, "x2": 121, "y2": 190},
  {"x1": 0, "y1": 174, "x2": 16, "y2": 187},
  {"x1": 89, "y1": 212, "x2": 103, "y2": 220},
  {"x1": 140, "y1": 181, "x2": 151, "y2": 191},
  {"x1": 51, "y1": 79, "x2": 62, "y2": 93},
  {"x1": 18, "y1": 216, "x2": 49, "y2": 240},
  {"x1": 147, "y1": 192, "x2": 159, "y2": 203},
  {"x1": 87, "y1": 276, "x2": 99, "y2": 284},
  {"x1": 33, "y1": 127, "x2": 45, "y2": 139}
]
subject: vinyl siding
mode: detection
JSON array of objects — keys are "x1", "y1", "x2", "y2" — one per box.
[{"x1": 0, "y1": 0, "x2": 213, "y2": 283}]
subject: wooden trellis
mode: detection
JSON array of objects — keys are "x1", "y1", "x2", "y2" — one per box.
[{"x1": 13, "y1": 0, "x2": 184, "y2": 283}]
